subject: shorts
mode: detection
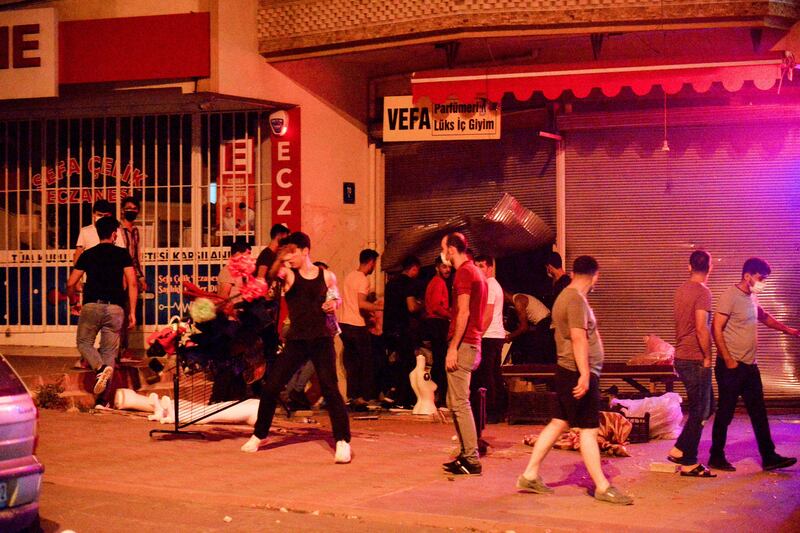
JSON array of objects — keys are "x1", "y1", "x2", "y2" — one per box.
[{"x1": 553, "y1": 365, "x2": 600, "y2": 429}]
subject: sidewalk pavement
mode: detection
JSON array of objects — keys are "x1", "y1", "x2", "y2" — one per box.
[{"x1": 36, "y1": 408, "x2": 800, "y2": 533}]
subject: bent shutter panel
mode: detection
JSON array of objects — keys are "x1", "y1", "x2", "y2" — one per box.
[
  {"x1": 384, "y1": 131, "x2": 557, "y2": 251},
  {"x1": 563, "y1": 122, "x2": 800, "y2": 400}
]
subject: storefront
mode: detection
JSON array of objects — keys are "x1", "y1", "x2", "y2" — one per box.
[
  {"x1": 0, "y1": 3, "x2": 372, "y2": 347},
  {"x1": 401, "y1": 58, "x2": 800, "y2": 400}
]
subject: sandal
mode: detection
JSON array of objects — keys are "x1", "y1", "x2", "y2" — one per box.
[
  {"x1": 666, "y1": 454, "x2": 682, "y2": 465},
  {"x1": 680, "y1": 464, "x2": 717, "y2": 478}
]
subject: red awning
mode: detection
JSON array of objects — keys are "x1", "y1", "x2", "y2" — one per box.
[{"x1": 411, "y1": 57, "x2": 790, "y2": 103}]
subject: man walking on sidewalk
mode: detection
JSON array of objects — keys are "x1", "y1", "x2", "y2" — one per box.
[
  {"x1": 440, "y1": 232, "x2": 487, "y2": 476},
  {"x1": 67, "y1": 217, "x2": 138, "y2": 405},
  {"x1": 668, "y1": 250, "x2": 716, "y2": 477},
  {"x1": 709, "y1": 257, "x2": 799, "y2": 472},
  {"x1": 517, "y1": 256, "x2": 632, "y2": 505},
  {"x1": 241, "y1": 232, "x2": 352, "y2": 463}
]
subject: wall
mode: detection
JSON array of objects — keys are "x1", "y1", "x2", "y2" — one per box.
[{"x1": 210, "y1": 0, "x2": 370, "y2": 279}]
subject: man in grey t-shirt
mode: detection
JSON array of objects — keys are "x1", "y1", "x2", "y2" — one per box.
[
  {"x1": 516, "y1": 256, "x2": 632, "y2": 505},
  {"x1": 709, "y1": 257, "x2": 799, "y2": 472}
]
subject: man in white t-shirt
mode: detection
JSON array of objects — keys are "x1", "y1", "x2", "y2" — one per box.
[
  {"x1": 506, "y1": 291, "x2": 555, "y2": 364},
  {"x1": 73, "y1": 199, "x2": 125, "y2": 265},
  {"x1": 339, "y1": 249, "x2": 383, "y2": 407},
  {"x1": 474, "y1": 255, "x2": 508, "y2": 438}
]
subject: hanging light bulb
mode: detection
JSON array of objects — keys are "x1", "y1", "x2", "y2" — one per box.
[{"x1": 661, "y1": 138, "x2": 671, "y2": 152}]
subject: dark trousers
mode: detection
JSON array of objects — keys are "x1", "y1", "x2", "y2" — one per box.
[
  {"x1": 674, "y1": 359, "x2": 713, "y2": 465},
  {"x1": 386, "y1": 329, "x2": 418, "y2": 405},
  {"x1": 425, "y1": 318, "x2": 450, "y2": 406},
  {"x1": 470, "y1": 337, "x2": 507, "y2": 438},
  {"x1": 341, "y1": 324, "x2": 375, "y2": 401},
  {"x1": 508, "y1": 319, "x2": 556, "y2": 364},
  {"x1": 710, "y1": 360, "x2": 775, "y2": 461},
  {"x1": 253, "y1": 337, "x2": 351, "y2": 442}
]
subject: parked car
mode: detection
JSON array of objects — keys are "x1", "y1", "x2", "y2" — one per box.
[{"x1": 0, "y1": 354, "x2": 43, "y2": 532}]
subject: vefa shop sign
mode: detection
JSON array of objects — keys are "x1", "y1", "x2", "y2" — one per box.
[
  {"x1": 383, "y1": 95, "x2": 501, "y2": 142},
  {"x1": 0, "y1": 8, "x2": 57, "y2": 99}
]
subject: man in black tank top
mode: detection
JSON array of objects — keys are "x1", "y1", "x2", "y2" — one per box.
[{"x1": 241, "y1": 232, "x2": 352, "y2": 463}]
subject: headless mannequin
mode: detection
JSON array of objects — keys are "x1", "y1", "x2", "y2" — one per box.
[{"x1": 409, "y1": 354, "x2": 437, "y2": 415}]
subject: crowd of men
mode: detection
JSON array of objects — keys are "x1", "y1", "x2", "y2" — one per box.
[{"x1": 67, "y1": 206, "x2": 799, "y2": 504}]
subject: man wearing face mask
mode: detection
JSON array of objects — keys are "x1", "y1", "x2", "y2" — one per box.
[
  {"x1": 118, "y1": 196, "x2": 145, "y2": 360},
  {"x1": 440, "y1": 232, "x2": 487, "y2": 476},
  {"x1": 74, "y1": 199, "x2": 125, "y2": 265},
  {"x1": 709, "y1": 257, "x2": 799, "y2": 472},
  {"x1": 120, "y1": 196, "x2": 145, "y2": 291}
]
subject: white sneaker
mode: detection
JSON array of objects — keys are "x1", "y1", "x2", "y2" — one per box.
[
  {"x1": 93, "y1": 366, "x2": 114, "y2": 394},
  {"x1": 240, "y1": 435, "x2": 268, "y2": 453},
  {"x1": 334, "y1": 440, "x2": 351, "y2": 464}
]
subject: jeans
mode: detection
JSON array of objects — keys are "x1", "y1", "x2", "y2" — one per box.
[
  {"x1": 340, "y1": 324, "x2": 375, "y2": 400},
  {"x1": 710, "y1": 359, "x2": 775, "y2": 461},
  {"x1": 286, "y1": 360, "x2": 315, "y2": 393},
  {"x1": 446, "y1": 342, "x2": 481, "y2": 464},
  {"x1": 254, "y1": 337, "x2": 350, "y2": 442},
  {"x1": 471, "y1": 337, "x2": 507, "y2": 438},
  {"x1": 76, "y1": 303, "x2": 124, "y2": 371},
  {"x1": 673, "y1": 359, "x2": 713, "y2": 465}
]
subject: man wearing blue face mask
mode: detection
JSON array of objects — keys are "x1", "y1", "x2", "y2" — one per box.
[{"x1": 709, "y1": 257, "x2": 800, "y2": 472}]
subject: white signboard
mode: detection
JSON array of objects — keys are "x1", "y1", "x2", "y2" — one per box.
[
  {"x1": 0, "y1": 8, "x2": 58, "y2": 100},
  {"x1": 383, "y1": 95, "x2": 501, "y2": 142}
]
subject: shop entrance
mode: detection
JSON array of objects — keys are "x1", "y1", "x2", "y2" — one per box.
[{"x1": 0, "y1": 110, "x2": 271, "y2": 336}]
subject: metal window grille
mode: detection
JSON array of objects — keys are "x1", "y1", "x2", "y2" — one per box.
[{"x1": 0, "y1": 111, "x2": 269, "y2": 334}]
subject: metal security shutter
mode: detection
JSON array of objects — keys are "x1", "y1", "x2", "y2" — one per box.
[
  {"x1": 384, "y1": 130, "x2": 556, "y2": 249},
  {"x1": 563, "y1": 122, "x2": 800, "y2": 401}
]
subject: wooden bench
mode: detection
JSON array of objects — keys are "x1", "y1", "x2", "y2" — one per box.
[
  {"x1": 502, "y1": 363, "x2": 677, "y2": 424},
  {"x1": 502, "y1": 363, "x2": 677, "y2": 396}
]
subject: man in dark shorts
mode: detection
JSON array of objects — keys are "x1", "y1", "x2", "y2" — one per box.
[
  {"x1": 67, "y1": 217, "x2": 138, "y2": 406},
  {"x1": 241, "y1": 232, "x2": 352, "y2": 463},
  {"x1": 516, "y1": 255, "x2": 632, "y2": 505}
]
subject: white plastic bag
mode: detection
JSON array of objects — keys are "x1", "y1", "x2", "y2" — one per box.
[{"x1": 610, "y1": 392, "x2": 683, "y2": 440}]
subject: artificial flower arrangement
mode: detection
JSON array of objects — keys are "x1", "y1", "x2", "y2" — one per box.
[{"x1": 146, "y1": 250, "x2": 277, "y2": 385}]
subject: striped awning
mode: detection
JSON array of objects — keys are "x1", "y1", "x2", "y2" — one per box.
[{"x1": 411, "y1": 56, "x2": 793, "y2": 103}]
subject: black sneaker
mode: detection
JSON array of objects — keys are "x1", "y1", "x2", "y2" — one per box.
[
  {"x1": 442, "y1": 457, "x2": 482, "y2": 476},
  {"x1": 763, "y1": 454, "x2": 797, "y2": 471},
  {"x1": 708, "y1": 456, "x2": 736, "y2": 472}
]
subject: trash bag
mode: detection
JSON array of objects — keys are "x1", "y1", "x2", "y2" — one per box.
[
  {"x1": 627, "y1": 335, "x2": 675, "y2": 366},
  {"x1": 610, "y1": 392, "x2": 683, "y2": 440}
]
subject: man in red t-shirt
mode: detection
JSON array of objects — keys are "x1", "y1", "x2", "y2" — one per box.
[
  {"x1": 424, "y1": 255, "x2": 451, "y2": 405},
  {"x1": 440, "y1": 232, "x2": 487, "y2": 476}
]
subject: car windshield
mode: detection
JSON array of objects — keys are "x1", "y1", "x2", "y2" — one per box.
[{"x1": 0, "y1": 358, "x2": 27, "y2": 396}]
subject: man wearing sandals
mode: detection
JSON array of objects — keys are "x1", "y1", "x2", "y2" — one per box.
[
  {"x1": 668, "y1": 250, "x2": 716, "y2": 478},
  {"x1": 516, "y1": 256, "x2": 633, "y2": 505},
  {"x1": 709, "y1": 257, "x2": 798, "y2": 472}
]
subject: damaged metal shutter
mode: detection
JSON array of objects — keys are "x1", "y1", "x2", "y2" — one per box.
[
  {"x1": 563, "y1": 122, "x2": 800, "y2": 401},
  {"x1": 383, "y1": 130, "x2": 557, "y2": 252}
]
